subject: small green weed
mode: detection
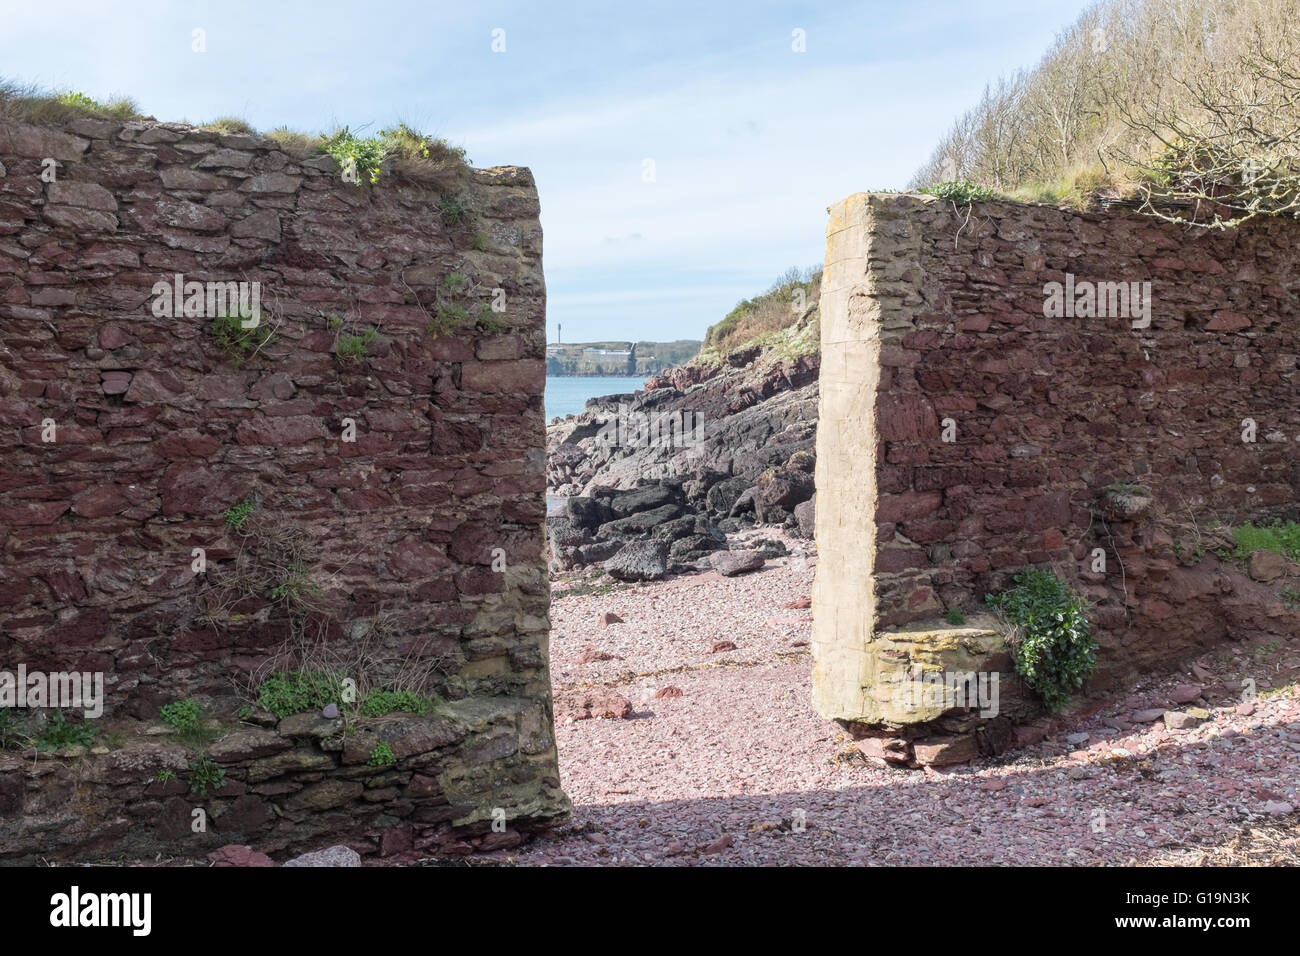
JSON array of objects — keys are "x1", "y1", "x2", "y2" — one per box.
[
  {"x1": 1232, "y1": 521, "x2": 1300, "y2": 562},
  {"x1": 187, "y1": 754, "x2": 226, "y2": 797},
  {"x1": 224, "y1": 499, "x2": 256, "y2": 531},
  {"x1": 368, "y1": 742, "x2": 396, "y2": 767},
  {"x1": 427, "y1": 304, "x2": 468, "y2": 337},
  {"x1": 438, "y1": 193, "x2": 471, "y2": 225},
  {"x1": 159, "y1": 699, "x2": 217, "y2": 747},
  {"x1": 359, "y1": 689, "x2": 439, "y2": 718},
  {"x1": 475, "y1": 305, "x2": 508, "y2": 334},
  {"x1": 33, "y1": 710, "x2": 97, "y2": 752},
  {"x1": 255, "y1": 670, "x2": 348, "y2": 719},
  {"x1": 335, "y1": 327, "x2": 377, "y2": 363}
]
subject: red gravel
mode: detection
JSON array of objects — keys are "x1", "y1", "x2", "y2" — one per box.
[{"x1": 500, "y1": 532, "x2": 1300, "y2": 866}]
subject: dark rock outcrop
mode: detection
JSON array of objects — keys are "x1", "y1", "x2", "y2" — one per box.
[{"x1": 546, "y1": 316, "x2": 820, "y2": 575}]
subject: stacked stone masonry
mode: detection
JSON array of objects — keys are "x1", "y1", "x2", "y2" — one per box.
[
  {"x1": 813, "y1": 193, "x2": 1300, "y2": 758},
  {"x1": 0, "y1": 115, "x2": 569, "y2": 861}
]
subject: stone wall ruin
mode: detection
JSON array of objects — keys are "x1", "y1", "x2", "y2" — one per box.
[
  {"x1": 0, "y1": 114, "x2": 568, "y2": 861},
  {"x1": 812, "y1": 192, "x2": 1300, "y2": 766}
]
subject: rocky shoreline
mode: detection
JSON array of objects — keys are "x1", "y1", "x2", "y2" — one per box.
[{"x1": 545, "y1": 326, "x2": 820, "y2": 580}]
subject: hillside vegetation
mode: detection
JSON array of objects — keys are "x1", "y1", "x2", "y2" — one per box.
[
  {"x1": 695, "y1": 265, "x2": 822, "y2": 365},
  {"x1": 912, "y1": 0, "x2": 1300, "y2": 228}
]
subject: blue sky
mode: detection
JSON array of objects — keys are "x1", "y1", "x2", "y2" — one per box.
[{"x1": 2, "y1": 0, "x2": 1093, "y2": 343}]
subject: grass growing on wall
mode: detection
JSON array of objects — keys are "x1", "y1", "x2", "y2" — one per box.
[
  {"x1": 0, "y1": 81, "x2": 139, "y2": 123},
  {"x1": 1231, "y1": 521, "x2": 1300, "y2": 562}
]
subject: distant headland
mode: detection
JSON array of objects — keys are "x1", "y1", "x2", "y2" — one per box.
[{"x1": 545, "y1": 340, "x2": 701, "y2": 377}]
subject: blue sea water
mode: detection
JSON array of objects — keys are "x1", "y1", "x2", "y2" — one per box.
[{"x1": 545, "y1": 375, "x2": 646, "y2": 420}]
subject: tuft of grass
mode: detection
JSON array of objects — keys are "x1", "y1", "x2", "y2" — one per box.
[
  {"x1": 335, "y1": 327, "x2": 377, "y2": 363},
  {"x1": 944, "y1": 608, "x2": 966, "y2": 626},
  {"x1": 200, "y1": 116, "x2": 255, "y2": 135},
  {"x1": 269, "y1": 565, "x2": 323, "y2": 607},
  {"x1": 1231, "y1": 521, "x2": 1300, "y2": 562},
  {"x1": 440, "y1": 272, "x2": 468, "y2": 293},
  {"x1": 427, "y1": 304, "x2": 468, "y2": 338},
  {"x1": 1006, "y1": 164, "x2": 1132, "y2": 210},
  {"x1": 471, "y1": 232, "x2": 488, "y2": 251},
  {"x1": 265, "y1": 126, "x2": 324, "y2": 158},
  {"x1": 0, "y1": 81, "x2": 140, "y2": 124},
  {"x1": 475, "y1": 304, "x2": 508, "y2": 335},
  {"x1": 209, "y1": 311, "x2": 274, "y2": 367},
  {"x1": 919, "y1": 180, "x2": 997, "y2": 203},
  {"x1": 438, "y1": 193, "x2": 471, "y2": 226}
]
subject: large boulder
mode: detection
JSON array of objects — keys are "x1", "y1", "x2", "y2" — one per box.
[
  {"x1": 282, "y1": 845, "x2": 362, "y2": 867},
  {"x1": 546, "y1": 514, "x2": 592, "y2": 547},
  {"x1": 756, "y1": 467, "x2": 815, "y2": 509},
  {"x1": 794, "y1": 496, "x2": 815, "y2": 539},
  {"x1": 710, "y1": 549, "x2": 765, "y2": 576},
  {"x1": 554, "y1": 688, "x2": 634, "y2": 721},
  {"x1": 578, "y1": 539, "x2": 624, "y2": 564},
  {"x1": 609, "y1": 485, "x2": 676, "y2": 517},
  {"x1": 705, "y1": 476, "x2": 751, "y2": 515},
  {"x1": 564, "y1": 495, "x2": 609, "y2": 530},
  {"x1": 597, "y1": 503, "x2": 682, "y2": 536},
  {"x1": 604, "y1": 540, "x2": 669, "y2": 581}
]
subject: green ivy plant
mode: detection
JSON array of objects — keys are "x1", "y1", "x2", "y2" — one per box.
[{"x1": 986, "y1": 568, "x2": 1096, "y2": 713}]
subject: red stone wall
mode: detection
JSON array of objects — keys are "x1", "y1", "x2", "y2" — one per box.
[
  {"x1": 821, "y1": 193, "x2": 1300, "y2": 687},
  {"x1": 0, "y1": 115, "x2": 567, "y2": 858}
]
